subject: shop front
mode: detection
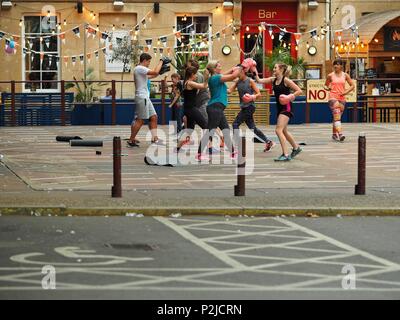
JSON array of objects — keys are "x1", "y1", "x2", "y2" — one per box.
[{"x1": 241, "y1": 1, "x2": 298, "y2": 77}]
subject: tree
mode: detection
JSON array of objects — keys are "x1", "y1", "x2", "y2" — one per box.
[
  {"x1": 111, "y1": 36, "x2": 140, "y2": 98},
  {"x1": 264, "y1": 47, "x2": 305, "y2": 79}
]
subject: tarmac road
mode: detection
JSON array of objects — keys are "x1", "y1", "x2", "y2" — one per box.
[{"x1": 0, "y1": 215, "x2": 399, "y2": 300}]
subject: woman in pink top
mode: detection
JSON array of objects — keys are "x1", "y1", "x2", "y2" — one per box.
[{"x1": 324, "y1": 59, "x2": 355, "y2": 142}]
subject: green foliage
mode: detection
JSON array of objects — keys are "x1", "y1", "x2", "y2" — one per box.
[
  {"x1": 264, "y1": 48, "x2": 305, "y2": 79},
  {"x1": 170, "y1": 39, "x2": 208, "y2": 78},
  {"x1": 65, "y1": 67, "x2": 106, "y2": 104}
]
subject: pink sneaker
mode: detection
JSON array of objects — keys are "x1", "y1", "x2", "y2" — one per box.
[{"x1": 196, "y1": 153, "x2": 210, "y2": 162}]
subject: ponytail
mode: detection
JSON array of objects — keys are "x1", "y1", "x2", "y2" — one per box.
[
  {"x1": 206, "y1": 60, "x2": 219, "y2": 76},
  {"x1": 276, "y1": 62, "x2": 292, "y2": 77}
]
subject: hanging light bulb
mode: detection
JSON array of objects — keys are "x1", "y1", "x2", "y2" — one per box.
[
  {"x1": 47, "y1": 10, "x2": 51, "y2": 18},
  {"x1": 232, "y1": 33, "x2": 236, "y2": 40},
  {"x1": 331, "y1": 44, "x2": 335, "y2": 49},
  {"x1": 149, "y1": 16, "x2": 152, "y2": 23},
  {"x1": 361, "y1": 42, "x2": 365, "y2": 48},
  {"x1": 269, "y1": 26, "x2": 273, "y2": 37},
  {"x1": 112, "y1": 24, "x2": 116, "y2": 31},
  {"x1": 246, "y1": 25, "x2": 250, "y2": 32},
  {"x1": 19, "y1": 19, "x2": 23, "y2": 27},
  {"x1": 295, "y1": 45, "x2": 298, "y2": 51},
  {"x1": 247, "y1": 34, "x2": 251, "y2": 39},
  {"x1": 271, "y1": 34, "x2": 274, "y2": 40},
  {"x1": 306, "y1": 42, "x2": 310, "y2": 49},
  {"x1": 64, "y1": 19, "x2": 67, "y2": 26},
  {"x1": 356, "y1": 36, "x2": 360, "y2": 45}
]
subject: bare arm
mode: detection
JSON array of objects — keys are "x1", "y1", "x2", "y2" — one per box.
[
  {"x1": 255, "y1": 75, "x2": 275, "y2": 85},
  {"x1": 324, "y1": 74, "x2": 332, "y2": 91},
  {"x1": 187, "y1": 80, "x2": 207, "y2": 90},
  {"x1": 284, "y1": 78, "x2": 303, "y2": 97},
  {"x1": 343, "y1": 73, "x2": 355, "y2": 95},
  {"x1": 146, "y1": 60, "x2": 163, "y2": 77},
  {"x1": 220, "y1": 67, "x2": 242, "y2": 83},
  {"x1": 169, "y1": 92, "x2": 180, "y2": 108},
  {"x1": 250, "y1": 80, "x2": 261, "y2": 100}
]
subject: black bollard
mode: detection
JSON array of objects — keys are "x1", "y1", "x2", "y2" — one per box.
[
  {"x1": 355, "y1": 133, "x2": 366, "y2": 195},
  {"x1": 112, "y1": 136, "x2": 122, "y2": 198},
  {"x1": 234, "y1": 136, "x2": 246, "y2": 197},
  {"x1": 70, "y1": 140, "x2": 103, "y2": 147}
]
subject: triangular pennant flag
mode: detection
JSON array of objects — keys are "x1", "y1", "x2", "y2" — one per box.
[
  {"x1": 0, "y1": 32, "x2": 4, "y2": 40},
  {"x1": 64, "y1": 56, "x2": 69, "y2": 66},
  {"x1": 72, "y1": 56, "x2": 76, "y2": 66},
  {"x1": 87, "y1": 53, "x2": 91, "y2": 63},
  {"x1": 44, "y1": 37, "x2": 50, "y2": 48},
  {"x1": 79, "y1": 54, "x2": 84, "y2": 64},
  {"x1": 142, "y1": 19, "x2": 146, "y2": 29},
  {"x1": 268, "y1": 26, "x2": 273, "y2": 37},
  {"x1": 160, "y1": 36, "x2": 167, "y2": 47},
  {"x1": 216, "y1": 32, "x2": 221, "y2": 41},
  {"x1": 101, "y1": 32, "x2": 108, "y2": 43},
  {"x1": 159, "y1": 48, "x2": 163, "y2": 55},
  {"x1": 175, "y1": 32, "x2": 181, "y2": 40},
  {"x1": 23, "y1": 47, "x2": 27, "y2": 56},
  {"x1": 95, "y1": 51, "x2": 99, "y2": 59},
  {"x1": 55, "y1": 56, "x2": 60, "y2": 67},
  {"x1": 153, "y1": 47, "x2": 157, "y2": 56},
  {"x1": 102, "y1": 47, "x2": 107, "y2": 55},
  {"x1": 144, "y1": 46, "x2": 149, "y2": 53},
  {"x1": 59, "y1": 33, "x2": 66, "y2": 44},
  {"x1": 116, "y1": 37, "x2": 122, "y2": 45},
  {"x1": 72, "y1": 27, "x2": 80, "y2": 38},
  {"x1": 335, "y1": 30, "x2": 343, "y2": 41},
  {"x1": 310, "y1": 29, "x2": 317, "y2": 40},
  {"x1": 167, "y1": 47, "x2": 171, "y2": 56},
  {"x1": 294, "y1": 33, "x2": 301, "y2": 45},
  {"x1": 29, "y1": 40, "x2": 33, "y2": 49},
  {"x1": 40, "y1": 52, "x2": 44, "y2": 64},
  {"x1": 145, "y1": 39, "x2": 152, "y2": 49},
  {"x1": 279, "y1": 30, "x2": 285, "y2": 41}
]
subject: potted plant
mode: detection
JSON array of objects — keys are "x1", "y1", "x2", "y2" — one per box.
[{"x1": 65, "y1": 67, "x2": 107, "y2": 125}]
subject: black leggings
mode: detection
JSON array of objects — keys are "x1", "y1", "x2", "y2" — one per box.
[
  {"x1": 184, "y1": 107, "x2": 207, "y2": 130},
  {"x1": 232, "y1": 105, "x2": 270, "y2": 143},
  {"x1": 198, "y1": 103, "x2": 234, "y2": 154}
]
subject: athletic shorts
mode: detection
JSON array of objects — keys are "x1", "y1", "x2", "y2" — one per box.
[
  {"x1": 277, "y1": 103, "x2": 294, "y2": 119},
  {"x1": 135, "y1": 97, "x2": 157, "y2": 120}
]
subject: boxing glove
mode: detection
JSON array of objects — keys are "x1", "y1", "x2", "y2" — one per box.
[
  {"x1": 160, "y1": 56, "x2": 172, "y2": 65},
  {"x1": 159, "y1": 64, "x2": 171, "y2": 75},
  {"x1": 279, "y1": 94, "x2": 295, "y2": 105},
  {"x1": 241, "y1": 58, "x2": 256, "y2": 72},
  {"x1": 242, "y1": 93, "x2": 256, "y2": 103}
]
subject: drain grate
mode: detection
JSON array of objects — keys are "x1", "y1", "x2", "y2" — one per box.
[{"x1": 104, "y1": 243, "x2": 157, "y2": 251}]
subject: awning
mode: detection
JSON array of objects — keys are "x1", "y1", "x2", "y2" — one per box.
[{"x1": 341, "y1": 10, "x2": 400, "y2": 43}]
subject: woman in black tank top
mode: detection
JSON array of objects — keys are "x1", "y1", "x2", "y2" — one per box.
[
  {"x1": 176, "y1": 67, "x2": 208, "y2": 151},
  {"x1": 253, "y1": 62, "x2": 303, "y2": 162}
]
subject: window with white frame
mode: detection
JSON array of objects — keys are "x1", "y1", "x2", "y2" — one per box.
[
  {"x1": 176, "y1": 15, "x2": 211, "y2": 66},
  {"x1": 23, "y1": 16, "x2": 60, "y2": 91}
]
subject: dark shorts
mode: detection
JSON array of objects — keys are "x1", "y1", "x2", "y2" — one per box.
[{"x1": 277, "y1": 103, "x2": 293, "y2": 119}]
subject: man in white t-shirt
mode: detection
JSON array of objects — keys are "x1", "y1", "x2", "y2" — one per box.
[{"x1": 127, "y1": 53, "x2": 163, "y2": 147}]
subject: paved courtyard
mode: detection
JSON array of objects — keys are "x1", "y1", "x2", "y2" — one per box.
[{"x1": 0, "y1": 123, "x2": 399, "y2": 192}]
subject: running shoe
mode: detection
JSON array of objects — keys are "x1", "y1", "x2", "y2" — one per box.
[
  {"x1": 151, "y1": 139, "x2": 166, "y2": 146},
  {"x1": 195, "y1": 153, "x2": 210, "y2": 162},
  {"x1": 339, "y1": 135, "x2": 346, "y2": 142},
  {"x1": 208, "y1": 147, "x2": 220, "y2": 154},
  {"x1": 290, "y1": 147, "x2": 302, "y2": 158},
  {"x1": 126, "y1": 140, "x2": 140, "y2": 148},
  {"x1": 274, "y1": 154, "x2": 291, "y2": 162},
  {"x1": 263, "y1": 140, "x2": 276, "y2": 152},
  {"x1": 332, "y1": 135, "x2": 340, "y2": 142}
]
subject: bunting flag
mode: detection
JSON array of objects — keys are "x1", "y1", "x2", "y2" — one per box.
[
  {"x1": 159, "y1": 48, "x2": 163, "y2": 55},
  {"x1": 102, "y1": 47, "x2": 107, "y2": 56},
  {"x1": 175, "y1": 32, "x2": 182, "y2": 41},
  {"x1": 142, "y1": 19, "x2": 146, "y2": 29},
  {"x1": 40, "y1": 52, "x2": 44, "y2": 63},
  {"x1": 59, "y1": 33, "x2": 66, "y2": 44},
  {"x1": 268, "y1": 26, "x2": 273, "y2": 37},
  {"x1": 116, "y1": 37, "x2": 122, "y2": 45},
  {"x1": 0, "y1": 31, "x2": 4, "y2": 40},
  {"x1": 145, "y1": 39, "x2": 152, "y2": 49},
  {"x1": 28, "y1": 40, "x2": 33, "y2": 49},
  {"x1": 44, "y1": 38, "x2": 50, "y2": 49},
  {"x1": 55, "y1": 56, "x2": 60, "y2": 67},
  {"x1": 160, "y1": 36, "x2": 167, "y2": 47},
  {"x1": 335, "y1": 30, "x2": 343, "y2": 41},
  {"x1": 153, "y1": 47, "x2": 157, "y2": 56},
  {"x1": 279, "y1": 29, "x2": 286, "y2": 41},
  {"x1": 294, "y1": 33, "x2": 302, "y2": 45},
  {"x1": 72, "y1": 56, "x2": 76, "y2": 66},
  {"x1": 22, "y1": 47, "x2": 28, "y2": 56},
  {"x1": 64, "y1": 56, "x2": 68, "y2": 66},
  {"x1": 87, "y1": 53, "x2": 91, "y2": 63},
  {"x1": 101, "y1": 32, "x2": 108, "y2": 43},
  {"x1": 167, "y1": 47, "x2": 171, "y2": 56},
  {"x1": 72, "y1": 27, "x2": 80, "y2": 38},
  {"x1": 95, "y1": 50, "x2": 99, "y2": 59},
  {"x1": 310, "y1": 28, "x2": 317, "y2": 40},
  {"x1": 215, "y1": 32, "x2": 221, "y2": 40}
]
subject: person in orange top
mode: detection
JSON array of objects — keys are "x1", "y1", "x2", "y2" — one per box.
[{"x1": 324, "y1": 59, "x2": 355, "y2": 142}]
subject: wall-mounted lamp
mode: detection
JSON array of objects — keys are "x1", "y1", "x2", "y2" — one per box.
[{"x1": 223, "y1": 1, "x2": 234, "y2": 10}]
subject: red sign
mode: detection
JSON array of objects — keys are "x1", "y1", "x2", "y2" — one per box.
[{"x1": 241, "y1": 2, "x2": 297, "y2": 26}]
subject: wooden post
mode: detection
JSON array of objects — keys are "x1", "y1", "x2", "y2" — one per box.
[
  {"x1": 112, "y1": 136, "x2": 122, "y2": 198},
  {"x1": 355, "y1": 133, "x2": 366, "y2": 195},
  {"x1": 61, "y1": 80, "x2": 66, "y2": 126},
  {"x1": 111, "y1": 80, "x2": 116, "y2": 125}
]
